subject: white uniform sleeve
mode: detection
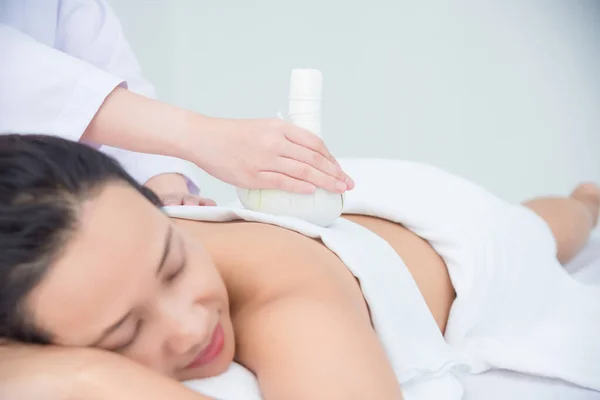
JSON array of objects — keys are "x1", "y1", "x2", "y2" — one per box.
[
  {"x1": 54, "y1": 0, "x2": 202, "y2": 190},
  {"x1": 0, "y1": 23, "x2": 123, "y2": 142}
]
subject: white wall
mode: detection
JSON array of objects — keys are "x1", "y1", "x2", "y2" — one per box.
[{"x1": 110, "y1": 0, "x2": 600, "y2": 204}]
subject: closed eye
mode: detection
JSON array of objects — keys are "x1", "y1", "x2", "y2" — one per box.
[
  {"x1": 110, "y1": 319, "x2": 143, "y2": 352},
  {"x1": 165, "y1": 261, "x2": 185, "y2": 283}
]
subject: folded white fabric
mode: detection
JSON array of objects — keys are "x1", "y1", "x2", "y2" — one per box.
[{"x1": 166, "y1": 158, "x2": 600, "y2": 399}]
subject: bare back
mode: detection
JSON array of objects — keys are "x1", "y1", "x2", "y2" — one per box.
[{"x1": 176, "y1": 214, "x2": 455, "y2": 335}]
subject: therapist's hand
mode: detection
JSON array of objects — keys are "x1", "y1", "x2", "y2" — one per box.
[
  {"x1": 145, "y1": 173, "x2": 217, "y2": 206},
  {"x1": 186, "y1": 117, "x2": 355, "y2": 194},
  {"x1": 83, "y1": 88, "x2": 353, "y2": 194}
]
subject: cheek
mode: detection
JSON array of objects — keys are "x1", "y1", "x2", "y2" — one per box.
[
  {"x1": 184, "y1": 247, "x2": 228, "y2": 308},
  {"x1": 119, "y1": 246, "x2": 230, "y2": 377}
]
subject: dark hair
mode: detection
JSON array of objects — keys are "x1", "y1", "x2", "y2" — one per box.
[{"x1": 0, "y1": 134, "x2": 161, "y2": 344}]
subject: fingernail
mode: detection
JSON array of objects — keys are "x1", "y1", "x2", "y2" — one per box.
[
  {"x1": 335, "y1": 180, "x2": 347, "y2": 193},
  {"x1": 345, "y1": 176, "x2": 355, "y2": 189}
]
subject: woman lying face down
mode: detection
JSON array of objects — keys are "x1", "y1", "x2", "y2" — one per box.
[
  {"x1": 1, "y1": 135, "x2": 599, "y2": 400},
  {"x1": 0, "y1": 135, "x2": 235, "y2": 380},
  {"x1": 0, "y1": 135, "x2": 411, "y2": 399}
]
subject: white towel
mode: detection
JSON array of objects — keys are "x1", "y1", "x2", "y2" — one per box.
[{"x1": 166, "y1": 158, "x2": 600, "y2": 399}]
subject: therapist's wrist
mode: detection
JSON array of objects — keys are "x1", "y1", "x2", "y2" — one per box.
[
  {"x1": 156, "y1": 105, "x2": 205, "y2": 161},
  {"x1": 174, "y1": 111, "x2": 215, "y2": 163}
]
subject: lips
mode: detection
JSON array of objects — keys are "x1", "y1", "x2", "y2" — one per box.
[{"x1": 185, "y1": 323, "x2": 225, "y2": 369}]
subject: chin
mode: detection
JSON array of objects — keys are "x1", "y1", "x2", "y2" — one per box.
[
  {"x1": 176, "y1": 321, "x2": 236, "y2": 381},
  {"x1": 177, "y1": 344, "x2": 235, "y2": 381}
]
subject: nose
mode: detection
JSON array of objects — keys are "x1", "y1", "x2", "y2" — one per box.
[{"x1": 158, "y1": 299, "x2": 212, "y2": 356}]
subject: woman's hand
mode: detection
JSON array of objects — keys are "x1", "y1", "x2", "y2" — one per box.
[
  {"x1": 145, "y1": 173, "x2": 217, "y2": 206},
  {"x1": 184, "y1": 116, "x2": 355, "y2": 194},
  {"x1": 0, "y1": 343, "x2": 213, "y2": 400},
  {"x1": 0, "y1": 343, "x2": 97, "y2": 399}
]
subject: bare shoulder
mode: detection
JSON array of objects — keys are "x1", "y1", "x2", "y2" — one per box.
[{"x1": 173, "y1": 218, "x2": 358, "y2": 304}]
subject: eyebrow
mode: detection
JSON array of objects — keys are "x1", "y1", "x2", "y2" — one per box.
[
  {"x1": 156, "y1": 225, "x2": 173, "y2": 276},
  {"x1": 90, "y1": 224, "x2": 173, "y2": 347}
]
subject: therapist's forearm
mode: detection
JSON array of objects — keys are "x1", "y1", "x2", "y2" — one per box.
[{"x1": 82, "y1": 87, "x2": 202, "y2": 160}]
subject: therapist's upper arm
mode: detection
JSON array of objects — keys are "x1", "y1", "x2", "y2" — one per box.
[
  {"x1": 55, "y1": 0, "x2": 156, "y2": 98},
  {"x1": 0, "y1": 22, "x2": 122, "y2": 140},
  {"x1": 53, "y1": 0, "x2": 202, "y2": 187}
]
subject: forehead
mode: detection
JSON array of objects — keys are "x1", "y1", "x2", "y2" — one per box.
[{"x1": 27, "y1": 183, "x2": 168, "y2": 345}]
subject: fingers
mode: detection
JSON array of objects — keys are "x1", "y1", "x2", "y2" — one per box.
[
  {"x1": 183, "y1": 195, "x2": 202, "y2": 206},
  {"x1": 263, "y1": 158, "x2": 348, "y2": 194},
  {"x1": 161, "y1": 194, "x2": 182, "y2": 206},
  {"x1": 283, "y1": 124, "x2": 335, "y2": 163},
  {"x1": 197, "y1": 197, "x2": 218, "y2": 206},
  {"x1": 161, "y1": 194, "x2": 217, "y2": 206},
  {"x1": 257, "y1": 171, "x2": 316, "y2": 194},
  {"x1": 182, "y1": 195, "x2": 216, "y2": 206},
  {"x1": 283, "y1": 124, "x2": 355, "y2": 189},
  {"x1": 281, "y1": 142, "x2": 344, "y2": 182}
]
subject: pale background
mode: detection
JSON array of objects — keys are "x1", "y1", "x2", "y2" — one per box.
[{"x1": 109, "y1": 0, "x2": 600, "y2": 205}]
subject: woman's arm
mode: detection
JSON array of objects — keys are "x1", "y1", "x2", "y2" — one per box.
[
  {"x1": 79, "y1": 350, "x2": 214, "y2": 400},
  {"x1": 0, "y1": 344, "x2": 213, "y2": 400},
  {"x1": 237, "y1": 293, "x2": 403, "y2": 400}
]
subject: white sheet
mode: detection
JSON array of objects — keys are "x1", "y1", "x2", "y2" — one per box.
[{"x1": 461, "y1": 227, "x2": 600, "y2": 400}]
